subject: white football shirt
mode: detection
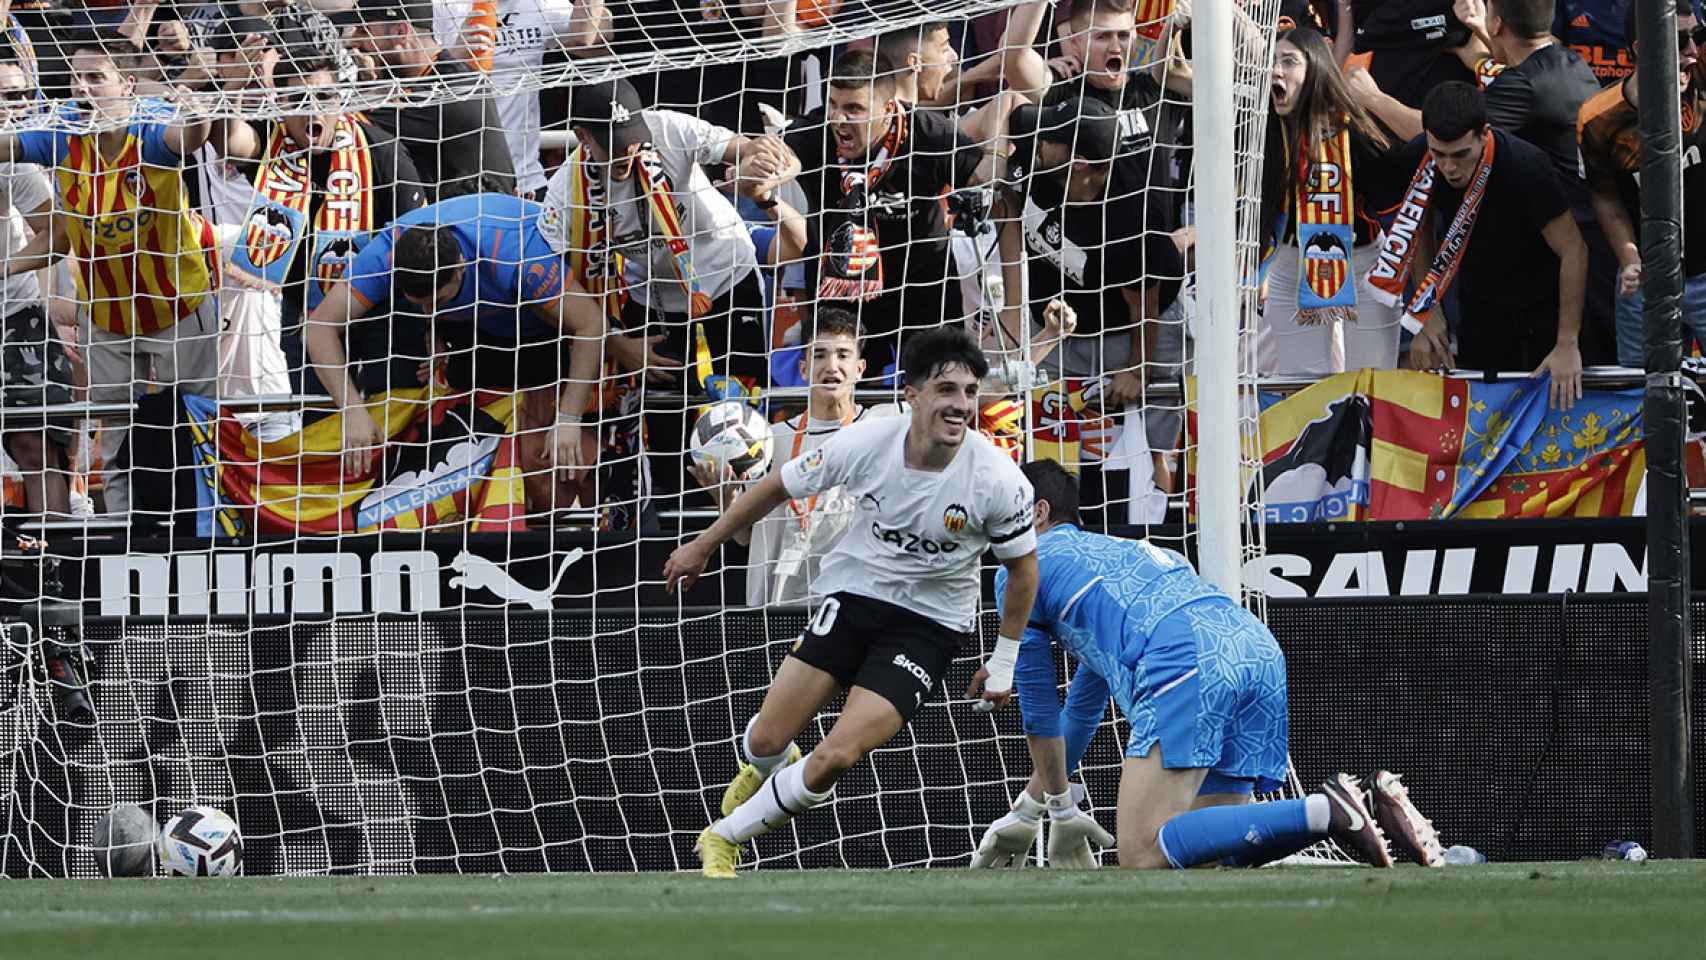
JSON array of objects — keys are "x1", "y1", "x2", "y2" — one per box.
[
  {"x1": 780, "y1": 415, "x2": 1037, "y2": 633},
  {"x1": 745, "y1": 403, "x2": 902, "y2": 608},
  {"x1": 538, "y1": 109, "x2": 757, "y2": 313}
]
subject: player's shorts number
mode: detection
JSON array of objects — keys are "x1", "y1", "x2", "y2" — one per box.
[{"x1": 808, "y1": 597, "x2": 841, "y2": 636}]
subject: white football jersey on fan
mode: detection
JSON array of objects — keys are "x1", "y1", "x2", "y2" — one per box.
[{"x1": 780, "y1": 415, "x2": 1036, "y2": 633}]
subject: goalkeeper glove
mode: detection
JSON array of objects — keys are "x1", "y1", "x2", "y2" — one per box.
[
  {"x1": 1044, "y1": 787, "x2": 1114, "y2": 869},
  {"x1": 970, "y1": 790, "x2": 1046, "y2": 868}
]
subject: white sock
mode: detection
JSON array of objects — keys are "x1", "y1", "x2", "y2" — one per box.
[
  {"x1": 714, "y1": 753, "x2": 833, "y2": 843},
  {"x1": 1305, "y1": 794, "x2": 1331, "y2": 834},
  {"x1": 742, "y1": 715, "x2": 796, "y2": 780}
]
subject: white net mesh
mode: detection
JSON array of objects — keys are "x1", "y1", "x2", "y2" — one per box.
[{"x1": 0, "y1": 0, "x2": 1337, "y2": 876}]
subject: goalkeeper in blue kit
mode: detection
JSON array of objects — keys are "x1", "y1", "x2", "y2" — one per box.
[{"x1": 972, "y1": 461, "x2": 1443, "y2": 869}]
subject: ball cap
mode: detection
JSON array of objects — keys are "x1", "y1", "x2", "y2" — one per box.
[
  {"x1": 1009, "y1": 96, "x2": 1120, "y2": 164},
  {"x1": 354, "y1": 0, "x2": 434, "y2": 31},
  {"x1": 570, "y1": 78, "x2": 651, "y2": 153}
]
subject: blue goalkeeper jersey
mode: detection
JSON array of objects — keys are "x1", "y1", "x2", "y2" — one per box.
[{"x1": 993, "y1": 523, "x2": 1222, "y2": 739}]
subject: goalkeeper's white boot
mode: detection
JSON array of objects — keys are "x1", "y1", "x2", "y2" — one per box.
[
  {"x1": 720, "y1": 744, "x2": 803, "y2": 816},
  {"x1": 1320, "y1": 772, "x2": 1394, "y2": 868},
  {"x1": 696, "y1": 825, "x2": 741, "y2": 879},
  {"x1": 1364, "y1": 771, "x2": 1444, "y2": 867}
]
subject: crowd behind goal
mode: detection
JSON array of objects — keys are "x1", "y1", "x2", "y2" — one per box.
[{"x1": 0, "y1": 0, "x2": 1684, "y2": 542}]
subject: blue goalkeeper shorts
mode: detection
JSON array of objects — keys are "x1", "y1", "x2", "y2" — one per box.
[{"x1": 1114, "y1": 599, "x2": 1289, "y2": 795}]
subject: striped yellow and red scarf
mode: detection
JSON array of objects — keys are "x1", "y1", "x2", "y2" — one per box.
[
  {"x1": 818, "y1": 109, "x2": 905, "y2": 302},
  {"x1": 1292, "y1": 123, "x2": 1358, "y2": 325},
  {"x1": 632, "y1": 147, "x2": 713, "y2": 319},
  {"x1": 243, "y1": 116, "x2": 373, "y2": 290},
  {"x1": 1366, "y1": 129, "x2": 1496, "y2": 334}
]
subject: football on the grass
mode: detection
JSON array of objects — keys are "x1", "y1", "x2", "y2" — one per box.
[
  {"x1": 92, "y1": 802, "x2": 159, "y2": 877},
  {"x1": 159, "y1": 805, "x2": 243, "y2": 877},
  {"x1": 689, "y1": 400, "x2": 773, "y2": 481}
]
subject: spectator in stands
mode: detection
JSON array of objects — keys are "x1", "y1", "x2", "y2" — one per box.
[
  {"x1": 1553, "y1": 0, "x2": 1636, "y2": 85},
  {"x1": 1578, "y1": 0, "x2": 1706, "y2": 367},
  {"x1": 1451, "y1": 0, "x2": 1617, "y2": 364},
  {"x1": 1341, "y1": 0, "x2": 1477, "y2": 142},
  {"x1": 1396, "y1": 82, "x2": 1585, "y2": 409},
  {"x1": 1259, "y1": 26, "x2": 1406, "y2": 376},
  {"x1": 208, "y1": 41, "x2": 428, "y2": 402},
  {"x1": 539, "y1": 77, "x2": 794, "y2": 519},
  {"x1": 438, "y1": 0, "x2": 610, "y2": 200},
  {"x1": 305, "y1": 193, "x2": 610, "y2": 482},
  {"x1": 1278, "y1": 0, "x2": 1354, "y2": 63},
  {"x1": 690, "y1": 307, "x2": 900, "y2": 607},
  {"x1": 352, "y1": 0, "x2": 517, "y2": 200},
  {"x1": 996, "y1": 96, "x2": 1178, "y2": 400},
  {"x1": 878, "y1": 21, "x2": 1024, "y2": 146},
  {"x1": 0, "y1": 59, "x2": 70, "y2": 520},
  {"x1": 788, "y1": 49, "x2": 993, "y2": 383},
  {"x1": 0, "y1": 29, "x2": 220, "y2": 514},
  {"x1": 999, "y1": 0, "x2": 1168, "y2": 159}
]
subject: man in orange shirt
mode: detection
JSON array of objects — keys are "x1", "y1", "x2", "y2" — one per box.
[{"x1": 0, "y1": 29, "x2": 219, "y2": 513}]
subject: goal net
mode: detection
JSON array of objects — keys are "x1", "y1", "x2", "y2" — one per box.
[{"x1": 0, "y1": 0, "x2": 1311, "y2": 876}]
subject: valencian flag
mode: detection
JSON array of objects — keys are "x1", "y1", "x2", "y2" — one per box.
[
  {"x1": 1189, "y1": 370, "x2": 1644, "y2": 522},
  {"x1": 184, "y1": 387, "x2": 528, "y2": 537}
]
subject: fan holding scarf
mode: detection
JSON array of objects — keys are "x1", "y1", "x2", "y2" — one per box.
[
  {"x1": 1259, "y1": 27, "x2": 1407, "y2": 377},
  {"x1": 539, "y1": 77, "x2": 798, "y2": 521},
  {"x1": 1373, "y1": 81, "x2": 1586, "y2": 411}
]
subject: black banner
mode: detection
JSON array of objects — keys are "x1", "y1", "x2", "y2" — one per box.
[
  {"x1": 4, "y1": 595, "x2": 1701, "y2": 877},
  {"x1": 77, "y1": 517, "x2": 1703, "y2": 618}
]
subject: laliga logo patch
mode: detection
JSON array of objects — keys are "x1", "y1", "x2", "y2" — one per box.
[{"x1": 942, "y1": 503, "x2": 968, "y2": 535}]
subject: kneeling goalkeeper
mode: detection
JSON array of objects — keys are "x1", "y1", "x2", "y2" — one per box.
[{"x1": 973, "y1": 460, "x2": 1442, "y2": 869}]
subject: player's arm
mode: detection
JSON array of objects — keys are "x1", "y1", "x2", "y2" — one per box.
[
  {"x1": 304, "y1": 281, "x2": 382, "y2": 475},
  {"x1": 664, "y1": 470, "x2": 791, "y2": 593},
  {"x1": 998, "y1": 1, "x2": 1054, "y2": 100},
  {"x1": 530, "y1": 281, "x2": 609, "y2": 473},
  {"x1": 973, "y1": 550, "x2": 1039, "y2": 708},
  {"x1": 0, "y1": 210, "x2": 68, "y2": 278},
  {"x1": 1587, "y1": 167, "x2": 1640, "y2": 295},
  {"x1": 1536, "y1": 210, "x2": 1586, "y2": 410}
]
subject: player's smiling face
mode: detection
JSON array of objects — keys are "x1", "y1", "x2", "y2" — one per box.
[{"x1": 906, "y1": 364, "x2": 979, "y2": 448}]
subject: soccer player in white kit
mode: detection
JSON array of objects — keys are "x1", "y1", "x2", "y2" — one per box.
[{"x1": 663, "y1": 327, "x2": 1042, "y2": 877}]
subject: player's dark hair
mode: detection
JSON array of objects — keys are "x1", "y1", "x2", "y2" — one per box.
[
  {"x1": 800, "y1": 306, "x2": 861, "y2": 345},
  {"x1": 876, "y1": 21, "x2": 950, "y2": 65},
  {"x1": 1421, "y1": 82, "x2": 1487, "y2": 141},
  {"x1": 1070, "y1": 0, "x2": 1135, "y2": 30},
  {"x1": 1022, "y1": 459, "x2": 1081, "y2": 528},
  {"x1": 393, "y1": 224, "x2": 465, "y2": 301},
  {"x1": 1490, "y1": 0, "x2": 1553, "y2": 40},
  {"x1": 830, "y1": 49, "x2": 899, "y2": 96},
  {"x1": 901, "y1": 326, "x2": 988, "y2": 387}
]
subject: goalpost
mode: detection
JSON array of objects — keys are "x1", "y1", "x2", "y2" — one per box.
[{"x1": 0, "y1": 0, "x2": 1302, "y2": 876}]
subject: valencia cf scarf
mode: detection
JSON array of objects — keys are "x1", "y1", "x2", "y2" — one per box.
[
  {"x1": 236, "y1": 116, "x2": 373, "y2": 304},
  {"x1": 562, "y1": 144, "x2": 629, "y2": 322},
  {"x1": 818, "y1": 108, "x2": 905, "y2": 302},
  {"x1": 1366, "y1": 128, "x2": 1496, "y2": 335},
  {"x1": 1292, "y1": 123, "x2": 1358, "y2": 325},
  {"x1": 633, "y1": 146, "x2": 714, "y2": 319}
]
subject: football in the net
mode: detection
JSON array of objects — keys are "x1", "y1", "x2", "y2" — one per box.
[
  {"x1": 91, "y1": 802, "x2": 159, "y2": 877},
  {"x1": 689, "y1": 400, "x2": 773, "y2": 481},
  {"x1": 159, "y1": 805, "x2": 244, "y2": 877}
]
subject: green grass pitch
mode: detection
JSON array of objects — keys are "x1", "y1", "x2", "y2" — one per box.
[{"x1": 5, "y1": 862, "x2": 1703, "y2": 959}]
